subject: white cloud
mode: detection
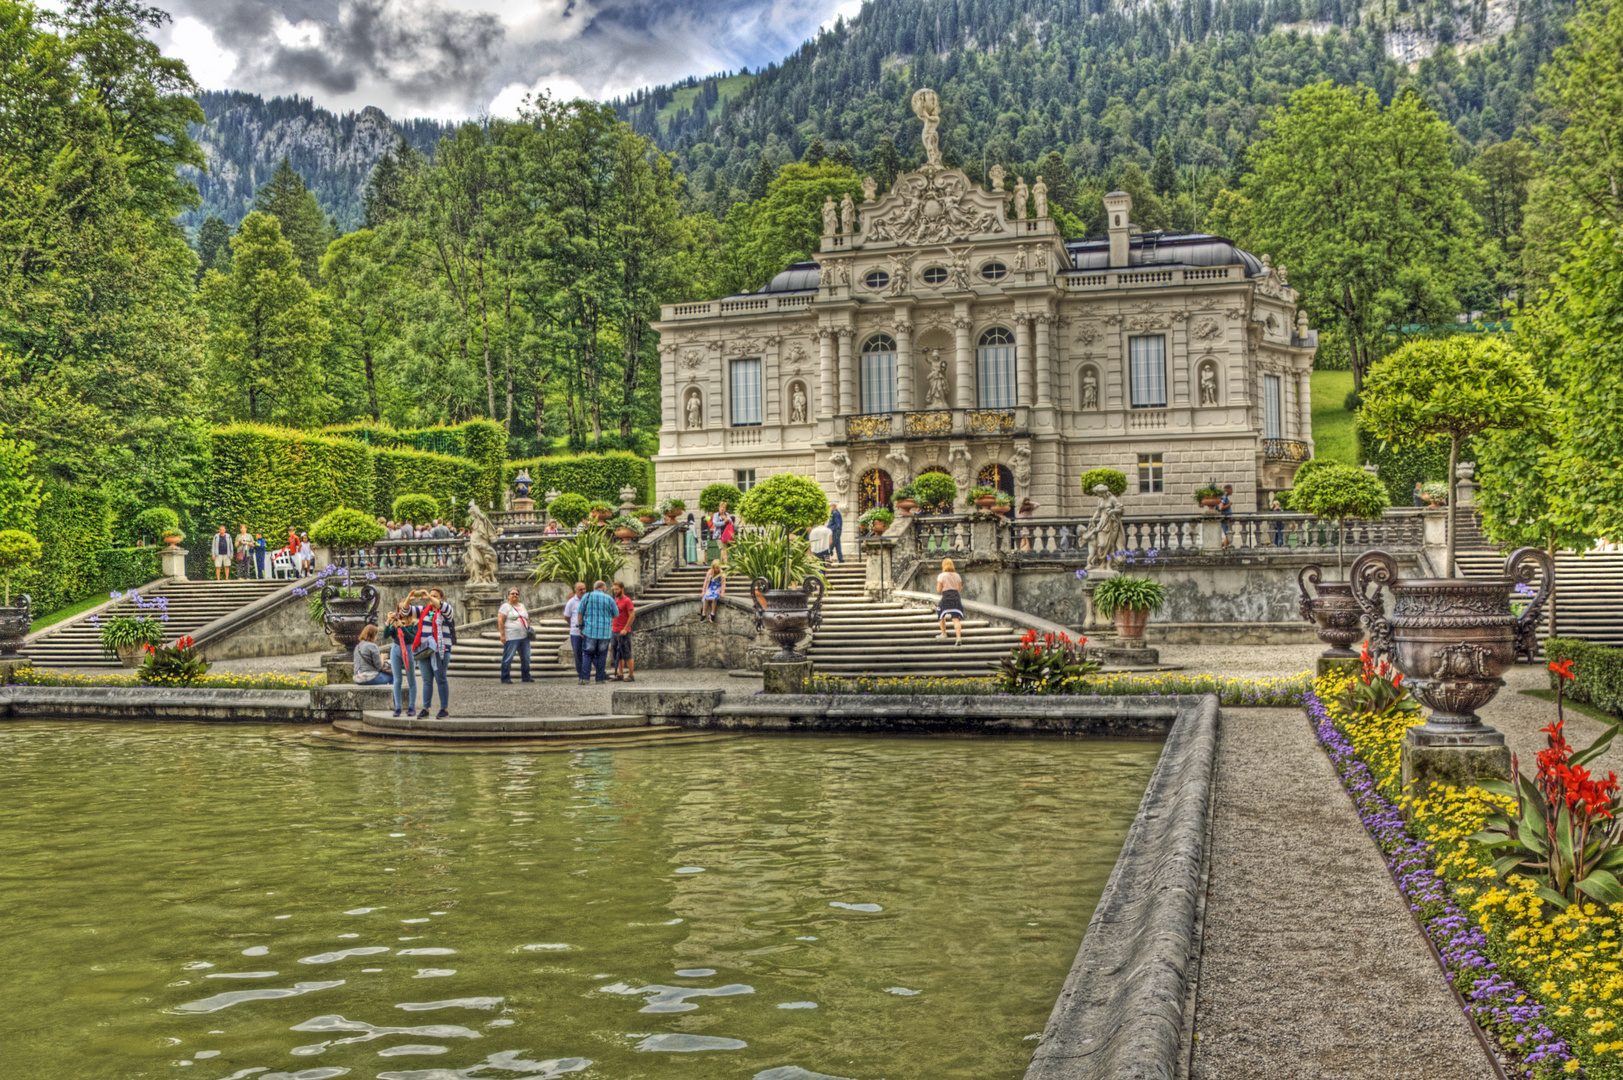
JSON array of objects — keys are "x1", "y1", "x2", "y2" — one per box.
[
  {"x1": 168, "y1": 16, "x2": 239, "y2": 89},
  {"x1": 272, "y1": 17, "x2": 325, "y2": 51},
  {"x1": 487, "y1": 72, "x2": 592, "y2": 117},
  {"x1": 820, "y1": 0, "x2": 862, "y2": 33}
]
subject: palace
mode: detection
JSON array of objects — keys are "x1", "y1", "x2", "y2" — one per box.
[{"x1": 652, "y1": 90, "x2": 1316, "y2": 525}]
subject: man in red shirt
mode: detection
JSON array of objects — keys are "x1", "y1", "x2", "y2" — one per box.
[{"x1": 610, "y1": 581, "x2": 637, "y2": 682}]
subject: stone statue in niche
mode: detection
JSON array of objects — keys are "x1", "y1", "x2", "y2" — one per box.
[
  {"x1": 1198, "y1": 363, "x2": 1220, "y2": 407},
  {"x1": 789, "y1": 383, "x2": 808, "y2": 424},
  {"x1": 1014, "y1": 176, "x2": 1029, "y2": 220},
  {"x1": 1033, "y1": 176, "x2": 1048, "y2": 218},
  {"x1": 685, "y1": 390, "x2": 703, "y2": 430},
  {"x1": 911, "y1": 87, "x2": 942, "y2": 168},
  {"x1": 822, "y1": 196, "x2": 838, "y2": 238},
  {"x1": 925, "y1": 349, "x2": 950, "y2": 408},
  {"x1": 1080, "y1": 367, "x2": 1100, "y2": 411},
  {"x1": 1083, "y1": 485, "x2": 1127, "y2": 570},
  {"x1": 840, "y1": 193, "x2": 856, "y2": 234}
]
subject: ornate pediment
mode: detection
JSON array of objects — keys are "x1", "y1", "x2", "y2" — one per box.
[{"x1": 861, "y1": 167, "x2": 1010, "y2": 247}]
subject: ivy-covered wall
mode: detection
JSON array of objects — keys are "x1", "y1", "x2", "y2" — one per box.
[
  {"x1": 505, "y1": 451, "x2": 653, "y2": 505},
  {"x1": 206, "y1": 425, "x2": 375, "y2": 536}
]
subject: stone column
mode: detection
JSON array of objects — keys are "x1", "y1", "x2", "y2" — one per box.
[
  {"x1": 1015, "y1": 314, "x2": 1034, "y2": 407},
  {"x1": 1035, "y1": 312, "x2": 1053, "y2": 407},
  {"x1": 953, "y1": 308, "x2": 973, "y2": 410},
  {"x1": 837, "y1": 328, "x2": 856, "y2": 416},
  {"x1": 817, "y1": 329, "x2": 834, "y2": 419},
  {"x1": 894, "y1": 317, "x2": 914, "y2": 412}
]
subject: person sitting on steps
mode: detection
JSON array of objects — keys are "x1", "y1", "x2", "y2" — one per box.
[{"x1": 700, "y1": 560, "x2": 725, "y2": 622}]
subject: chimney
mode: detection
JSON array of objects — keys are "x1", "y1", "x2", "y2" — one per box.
[{"x1": 1104, "y1": 190, "x2": 1132, "y2": 268}]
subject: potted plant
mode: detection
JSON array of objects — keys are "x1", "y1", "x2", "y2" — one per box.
[
  {"x1": 911, "y1": 472, "x2": 958, "y2": 514},
  {"x1": 858, "y1": 506, "x2": 895, "y2": 535},
  {"x1": 1194, "y1": 484, "x2": 1224, "y2": 511},
  {"x1": 608, "y1": 513, "x2": 646, "y2": 541},
  {"x1": 1419, "y1": 480, "x2": 1450, "y2": 507},
  {"x1": 992, "y1": 492, "x2": 1013, "y2": 516},
  {"x1": 137, "y1": 634, "x2": 212, "y2": 686},
  {"x1": 1092, "y1": 574, "x2": 1168, "y2": 640},
  {"x1": 635, "y1": 506, "x2": 658, "y2": 525},
  {"x1": 735, "y1": 476, "x2": 832, "y2": 667},
  {"x1": 969, "y1": 485, "x2": 998, "y2": 510},
  {"x1": 547, "y1": 493, "x2": 591, "y2": 529},
  {"x1": 308, "y1": 507, "x2": 385, "y2": 551},
  {"x1": 0, "y1": 529, "x2": 40, "y2": 656},
  {"x1": 296, "y1": 564, "x2": 379, "y2": 655},
  {"x1": 894, "y1": 482, "x2": 919, "y2": 516},
  {"x1": 134, "y1": 507, "x2": 184, "y2": 548},
  {"x1": 658, "y1": 497, "x2": 686, "y2": 523},
  {"x1": 97, "y1": 591, "x2": 169, "y2": 666},
  {"x1": 588, "y1": 499, "x2": 615, "y2": 524}
]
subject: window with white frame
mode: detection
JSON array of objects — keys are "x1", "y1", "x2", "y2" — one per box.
[
  {"x1": 1263, "y1": 373, "x2": 1282, "y2": 439},
  {"x1": 976, "y1": 327, "x2": 1015, "y2": 409},
  {"x1": 736, "y1": 469, "x2": 757, "y2": 492},
  {"x1": 1137, "y1": 453, "x2": 1164, "y2": 493},
  {"x1": 1128, "y1": 335, "x2": 1167, "y2": 408},
  {"x1": 860, "y1": 334, "x2": 898, "y2": 415},
  {"x1": 730, "y1": 357, "x2": 762, "y2": 426}
]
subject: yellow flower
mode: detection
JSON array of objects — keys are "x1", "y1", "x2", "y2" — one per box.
[
  {"x1": 1587, "y1": 1007, "x2": 1606, "y2": 1019},
  {"x1": 1566, "y1": 1060, "x2": 1582, "y2": 1073}
]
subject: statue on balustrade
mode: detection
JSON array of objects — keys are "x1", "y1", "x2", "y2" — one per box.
[
  {"x1": 822, "y1": 196, "x2": 838, "y2": 238},
  {"x1": 466, "y1": 500, "x2": 500, "y2": 587},
  {"x1": 1083, "y1": 484, "x2": 1126, "y2": 570}
]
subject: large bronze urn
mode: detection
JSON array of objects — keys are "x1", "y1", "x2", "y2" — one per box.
[
  {"x1": 0, "y1": 593, "x2": 29, "y2": 656},
  {"x1": 321, "y1": 583, "x2": 380, "y2": 656},
  {"x1": 751, "y1": 576, "x2": 826, "y2": 663},
  {"x1": 1297, "y1": 566, "x2": 1364, "y2": 658},
  {"x1": 1349, "y1": 548, "x2": 1553, "y2": 746}
]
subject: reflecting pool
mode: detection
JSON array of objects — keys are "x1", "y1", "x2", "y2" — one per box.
[{"x1": 0, "y1": 723, "x2": 1161, "y2": 1080}]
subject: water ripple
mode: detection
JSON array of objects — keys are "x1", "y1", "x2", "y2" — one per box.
[
  {"x1": 395, "y1": 998, "x2": 502, "y2": 1011},
  {"x1": 299, "y1": 947, "x2": 391, "y2": 964},
  {"x1": 175, "y1": 981, "x2": 345, "y2": 1014},
  {"x1": 634, "y1": 1033, "x2": 747, "y2": 1052},
  {"x1": 374, "y1": 1050, "x2": 591, "y2": 1079},
  {"x1": 598, "y1": 981, "x2": 753, "y2": 1014}
]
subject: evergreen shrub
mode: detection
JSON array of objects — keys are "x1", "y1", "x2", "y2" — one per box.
[
  {"x1": 308, "y1": 508, "x2": 385, "y2": 549},
  {"x1": 132, "y1": 508, "x2": 181, "y2": 543},
  {"x1": 504, "y1": 451, "x2": 651, "y2": 505},
  {"x1": 699, "y1": 483, "x2": 745, "y2": 513},
  {"x1": 547, "y1": 493, "x2": 591, "y2": 528},
  {"x1": 26, "y1": 481, "x2": 113, "y2": 614},
  {"x1": 207, "y1": 425, "x2": 373, "y2": 536},
  {"x1": 391, "y1": 493, "x2": 440, "y2": 524},
  {"x1": 1355, "y1": 425, "x2": 1459, "y2": 505},
  {"x1": 739, "y1": 474, "x2": 829, "y2": 533},
  {"x1": 1079, "y1": 468, "x2": 1129, "y2": 496},
  {"x1": 0, "y1": 529, "x2": 41, "y2": 606},
  {"x1": 372, "y1": 447, "x2": 482, "y2": 526},
  {"x1": 1546, "y1": 639, "x2": 1623, "y2": 718}
]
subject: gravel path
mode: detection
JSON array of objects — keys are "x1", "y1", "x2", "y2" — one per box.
[{"x1": 1190, "y1": 706, "x2": 1496, "y2": 1080}]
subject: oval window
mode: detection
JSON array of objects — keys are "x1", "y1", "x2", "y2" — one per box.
[
  {"x1": 863, "y1": 270, "x2": 891, "y2": 290},
  {"x1": 922, "y1": 266, "x2": 948, "y2": 286},
  {"x1": 980, "y1": 261, "x2": 1008, "y2": 282}
]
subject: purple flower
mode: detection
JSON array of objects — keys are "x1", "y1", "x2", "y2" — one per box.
[
  {"x1": 108, "y1": 590, "x2": 123, "y2": 601},
  {"x1": 1147, "y1": 548, "x2": 1160, "y2": 558}
]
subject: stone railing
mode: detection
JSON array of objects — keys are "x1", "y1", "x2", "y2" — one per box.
[
  {"x1": 1059, "y1": 265, "x2": 1239, "y2": 292},
  {"x1": 842, "y1": 405, "x2": 1030, "y2": 443},
  {"x1": 1263, "y1": 438, "x2": 1311, "y2": 463},
  {"x1": 994, "y1": 510, "x2": 1428, "y2": 559}
]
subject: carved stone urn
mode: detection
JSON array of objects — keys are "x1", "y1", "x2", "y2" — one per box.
[
  {"x1": 1297, "y1": 565, "x2": 1364, "y2": 659},
  {"x1": 0, "y1": 593, "x2": 30, "y2": 656},
  {"x1": 321, "y1": 583, "x2": 380, "y2": 657},
  {"x1": 1349, "y1": 548, "x2": 1553, "y2": 747},
  {"x1": 751, "y1": 575, "x2": 827, "y2": 663}
]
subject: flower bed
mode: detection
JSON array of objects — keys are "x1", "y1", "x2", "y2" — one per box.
[
  {"x1": 3, "y1": 665, "x2": 324, "y2": 691},
  {"x1": 805, "y1": 672, "x2": 1310, "y2": 706},
  {"x1": 1312, "y1": 670, "x2": 1587, "y2": 1077}
]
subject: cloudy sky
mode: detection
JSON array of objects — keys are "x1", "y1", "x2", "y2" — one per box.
[{"x1": 141, "y1": 0, "x2": 864, "y2": 120}]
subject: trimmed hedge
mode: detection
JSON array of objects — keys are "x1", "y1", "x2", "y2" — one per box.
[
  {"x1": 25, "y1": 481, "x2": 114, "y2": 614},
  {"x1": 1545, "y1": 638, "x2": 1623, "y2": 718},
  {"x1": 505, "y1": 452, "x2": 652, "y2": 505},
  {"x1": 208, "y1": 425, "x2": 374, "y2": 536},
  {"x1": 325, "y1": 419, "x2": 505, "y2": 508},
  {"x1": 1355, "y1": 424, "x2": 1463, "y2": 506},
  {"x1": 372, "y1": 447, "x2": 483, "y2": 527}
]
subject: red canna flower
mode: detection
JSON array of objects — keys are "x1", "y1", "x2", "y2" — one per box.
[
  {"x1": 1549, "y1": 658, "x2": 1576, "y2": 682},
  {"x1": 176, "y1": 636, "x2": 195, "y2": 650}
]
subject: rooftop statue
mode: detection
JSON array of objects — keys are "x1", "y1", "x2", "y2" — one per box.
[{"x1": 911, "y1": 87, "x2": 942, "y2": 168}]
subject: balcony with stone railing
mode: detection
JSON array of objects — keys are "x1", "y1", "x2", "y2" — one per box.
[
  {"x1": 841, "y1": 406, "x2": 1030, "y2": 443},
  {"x1": 1263, "y1": 438, "x2": 1312, "y2": 464}
]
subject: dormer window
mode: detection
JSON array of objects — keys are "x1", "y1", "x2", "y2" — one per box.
[
  {"x1": 863, "y1": 270, "x2": 890, "y2": 290},
  {"x1": 980, "y1": 260, "x2": 1008, "y2": 282},
  {"x1": 922, "y1": 266, "x2": 948, "y2": 286}
]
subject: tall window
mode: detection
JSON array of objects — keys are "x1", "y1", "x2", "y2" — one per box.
[
  {"x1": 1264, "y1": 374, "x2": 1282, "y2": 438},
  {"x1": 860, "y1": 334, "x2": 898, "y2": 414},
  {"x1": 1128, "y1": 335, "x2": 1167, "y2": 409},
  {"x1": 735, "y1": 469, "x2": 757, "y2": 492},
  {"x1": 1137, "y1": 453, "x2": 1164, "y2": 494},
  {"x1": 977, "y1": 327, "x2": 1015, "y2": 409},
  {"x1": 730, "y1": 358, "x2": 761, "y2": 426}
]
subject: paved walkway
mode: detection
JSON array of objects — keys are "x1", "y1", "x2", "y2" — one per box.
[{"x1": 1191, "y1": 705, "x2": 1495, "y2": 1080}]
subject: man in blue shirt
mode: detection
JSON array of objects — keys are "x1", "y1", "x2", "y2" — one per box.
[
  {"x1": 828, "y1": 504, "x2": 844, "y2": 563},
  {"x1": 577, "y1": 580, "x2": 620, "y2": 684}
]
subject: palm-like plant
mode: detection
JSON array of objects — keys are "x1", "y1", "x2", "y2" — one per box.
[
  {"x1": 531, "y1": 527, "x2": 627, "y2": 586},
  {"x1": 723, "y1": 525, "x2": 825, "y2": 589}
]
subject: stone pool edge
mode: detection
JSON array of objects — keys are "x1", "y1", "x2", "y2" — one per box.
[{"x1": 1023, "y1": 693, "x2": 1220, "y2": 1080}]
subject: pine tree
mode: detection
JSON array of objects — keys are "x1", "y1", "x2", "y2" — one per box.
[
  {"x1": 829, "y1": 143, "x2": 856, "y2": 170},
  {"x1": 803, "y1": 138, "x2": 826, "y2": 166},
  {"x1": 364, "y1": 139, "x2": 417, "y2": 228},
  {"x1": 1150, "y1": 137, "x2": 1178, "y2": 195},
  {"x1": 252, "y1": 158, "x2": 332, "y2": 283},
  {"x1": 194, "y1": 216, "x2": 231, "y2": 278},
  {"x1": 873, "y1": 137, "x2": 903, "y2": 191}
]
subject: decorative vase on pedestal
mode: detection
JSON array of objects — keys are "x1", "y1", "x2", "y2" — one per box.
[
  {"x1": 0, "y1": 593, "x2": 29, "y2": 656},
  {"x1": 614, "y1": 528, "x2": 639, "y2": 541},
  {"x1": 1297, "y1": 565, "x2": 1366, "y2": 659},
  {"x1": 896, "y1": 498, "x2": 918, "y2": 516},
  {"x1": 320, "y1": 583, "x2": 380, "y2": 657},
  {"x1": 751, "y1": 576, "x2": 827, "y2": 663}
]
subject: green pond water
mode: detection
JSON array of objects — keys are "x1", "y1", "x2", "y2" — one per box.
[{"x1": 0, "y1": 723, "x2": 1161, "y2": 1080}]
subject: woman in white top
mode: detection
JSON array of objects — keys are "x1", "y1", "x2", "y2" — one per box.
[{"x1": 936, "y1": 557, "x2": 964, "y2": 646}]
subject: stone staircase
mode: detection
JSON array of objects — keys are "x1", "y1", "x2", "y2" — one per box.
[
  {"x1": 25, "y1": 579, "x2": 287, "y2": 668},
  {"x1": 1455, "y1": 551, "x2": 1623, "y2": 648},
  {"x1": 445, "y1": 616, "x2": 575, "y2": 680}
]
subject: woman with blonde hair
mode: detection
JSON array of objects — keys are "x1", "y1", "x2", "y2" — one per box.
[
  {"x1": 699, "y1": 559, "x2": 726, "y2": 622},
  {"x1": 936, "y1": 557, "x2": 964, "y2": 645}
]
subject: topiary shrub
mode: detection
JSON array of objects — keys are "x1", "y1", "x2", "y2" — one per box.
[
  {"x1": 308, "y1": 508, "x2": 384, "y2": 549},
  {"x1": 739, "y1": 474, "x2": 829, "y2": 534},
  {"x1": 504, "y1": 451, "x2": 652, "y2": 505},
  {"x1": 1292, "y1": 461, "x2": 1389, "y2": 575},
  {"x1": 372, "y1": 446, "x2": 483, "y2": 527},
  {"x1": 1079, "y1": 468, "x2": 1129, "y2": 496},
  {"x1": 392, "y1": 493, "x2": 440, "y2": 525},
  {"x1": 207, "y1": 425, "x2": 374, "y2": 536},
  {"x1": 0, "y1": 529, "x2": 41, "y2": 606},
  {"x1": 911, "y1": 472, "x2": 957, "y2": 512},
  {"x1": 133, "y1": 507, "x2": 181, "y2": 544},
  {"x1": 699, "y1": 483, "x2": 745, "y2": 513},
  {"x1": 547, "y1": 493, "x2": 591, "y2": 528}
]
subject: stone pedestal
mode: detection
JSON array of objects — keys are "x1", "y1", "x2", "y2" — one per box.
[
  {"x1": 464, "y1": 586, "x2": 502, "y2": 626},
  {"x1": 0, "y1": 656, "x2": 31, "y2": 683},
  {"x1": 1316, "y1": 656, "x2": 1360, "y2": 679},
  {"x1": 322, "y1": 651, "x2": 354, "y2": 686},
  {"x1": 512, "y1": 497, "x2": 535, "y2": 514},
  {"x1": 161, "y1": 545, "x2": 188, "y2": 579},
  {"x1": 1088, "y1": 641, "x2": 1161, "y2": 668},
  {"x1": 763, "y1": 660, "x2": 813, "y2": 695},
  {"x1": 1080, "y1": 569, "x2": 1117, "y2": 634},
  {"x1": 1399, "y1": 729, "x2": 1511, "y2": 815}
]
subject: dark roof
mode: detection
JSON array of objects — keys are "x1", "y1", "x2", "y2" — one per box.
[
  {"x1": 745, "y1": 261, "x2": 821, "y2": 296},
  {"x1": 1063, "y1": 233, "x2": 1264, "y2": 276}
]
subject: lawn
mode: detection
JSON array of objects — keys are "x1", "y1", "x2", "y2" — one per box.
[
  {"x1": 29, "y1": 593, "x2": 105, "y2": 634},
  {"x1": 655, "y1": 72, "x2": 755, "y2": 133},
  {"x1": 1518, "y1": 687, "x2": 1622, "y2": 724},
  {"x1": 1310, "y1": 369, "x2": 1359, "y2": 469}
]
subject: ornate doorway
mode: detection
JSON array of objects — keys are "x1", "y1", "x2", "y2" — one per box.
[
  {"x1": 977, "y1": 463, "x2": 1014, "y2": 497},
  {"x1": 858, "y1": 468, "x2": 894, "y2": 514}
]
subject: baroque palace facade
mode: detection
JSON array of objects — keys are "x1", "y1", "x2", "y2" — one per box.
[{"x1": 652, "y1": 90, "x2": 1317, "y2": 525}]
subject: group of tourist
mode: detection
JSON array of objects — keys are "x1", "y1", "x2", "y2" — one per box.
[
  {"x1": 352, "y1": 588, "x2": 459, "y2": 718},
  {"x1": 210, "y1": 525, "x2": 314, "y2": 580},
  {"x1": 372, "y1": 518, "x2": 471, "y2": 568},
  {"x1": 563, "y1": 581, "x2": 637, "y2": 683}
]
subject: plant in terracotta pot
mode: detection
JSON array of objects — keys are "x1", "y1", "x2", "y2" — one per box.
[
  {"x1": 588, "y1": 499, "x2": 616, "y2": 523},
  {"x1": 1419, "y1": 480, "x2": 1449, "y2": 507},
  {"x1": 969, "y1": 485, "x2": 998, "y2": 510},
  {"x1": 96, "y1": 591, "x2": 169, "y2": 665},
  {"x1": 635, "y1": 506, "x2": 658, "y2": 525},
  {"x1": 992, "y1": 492, "x2": 1013, "y2": 516},
  {"x1": 1092, "y1": 575, "x2": 1168, "y2": 640},
  {"x1": 893, "y1": 482, "x2": 919, "y2": 515},
  {"x1": 1193, "y1": 484, "x2": 1224, "y2": 510},
  {"x1": 547, "y1": 493, "x2": 591, "y2": 529},
  {"x1": 858, "y1": 507, "x2": 895, "y2": 535},
  {"x1": 608, "y1": 513, "x2": 646, "y2": 541},
  {"x1": 658, "y1": 497, "x2": 686, "y2": 523},
  {"x1": 135, "y1": 506, "x2": 184, "y2": 547},
  {"x1": 910, "y1": 472, "x2": 957, "y2": 514},
  {"x1": 0, "y1": 529, "x2": 41, "y2": 656}
]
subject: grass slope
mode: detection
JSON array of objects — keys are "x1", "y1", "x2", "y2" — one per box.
[
  {"x1": 656, "y1": 73, "x2": 756, "y2": 133},
  {"x1": 1310, "y1": 370, "x2": 1359, "y2": 469}
]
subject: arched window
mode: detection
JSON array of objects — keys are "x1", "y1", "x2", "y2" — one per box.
[
  {"x1": 858, "y1": 468, "x2": 894, "y2": 515},
  {"x1": 977, "y1": 463, "x2": 1014, "y2": 497},
  {"x1": 976, "y1": 327, "x2": 1015, "y2": 409},
  {"x1": 860, "y1": 333, "x2": 898, "y2": 414}
]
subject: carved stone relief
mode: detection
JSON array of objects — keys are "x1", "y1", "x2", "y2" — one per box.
[
  {"x1": 1193, "y1": 317, "x2": 1223, "y2": 341},
  {"x1": 864, "y1": 170, "x2": 1004, "y2": 246}
]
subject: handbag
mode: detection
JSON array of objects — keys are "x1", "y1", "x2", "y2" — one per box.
[{"x1": 413, "y1": 644, "x2": 436, "y2": 662}]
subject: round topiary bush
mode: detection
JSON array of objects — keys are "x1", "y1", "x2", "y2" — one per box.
[
  {"x1": 308, "y1": 507, "x2": 385, "y2": 549},
  {"x1": 911, "y1": 472, "x2": 957, "y2": 511},
  {"x1": 699, "y1": 483, "x2": 745, "y2": 514},
  {"x1": 547, "y1": 493, "x2": 591, "y2": 528},
  {"x1": 133, "y1": 507, "x2": 182, "y2": 543},
  {"x1": 1079, "y1": 468, "x2": 1128, "y2": 496},
  {"x1": 739, "y1": 474, "x2": 830, "y2": 533},
  {"x1": 392, "y1": 493, "x2": 440, "y2": 525}
]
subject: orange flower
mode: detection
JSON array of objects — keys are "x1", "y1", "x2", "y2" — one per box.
[{"x1": 1550, "y1": 658, "x2": 1576, "y2": 682}]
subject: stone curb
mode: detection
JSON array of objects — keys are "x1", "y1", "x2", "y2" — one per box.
[{"x1": 1024, "y1": 693, "x2": 1220, "y2": 1080}]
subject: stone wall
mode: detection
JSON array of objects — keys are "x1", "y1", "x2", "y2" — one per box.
[{"x1": 624, "y1": 597, "x2": 760, "y2": 670}]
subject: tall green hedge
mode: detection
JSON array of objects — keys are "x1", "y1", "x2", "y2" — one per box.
[
  {"x1": 372, "y1": 447, "x2": 484, "y2": 526},
  {"x1": 325, "y1": 420, "x2": 505, "y2": 509},
  {"x1": 1546, "y1": 638, "x2": 1623, "y2": 718},
  {"x1": 1355, "y1": 424, "x2": 1466, "y2": 506},
  {"x1": 207, "y1": 425, "x2": 374, "y2": 536},
  {"x1": 505, "y1": 451, "x2": 652, "y2": 504},
  {"x1": 25, "y1": 481, "x2": 113, "y2": 613}
]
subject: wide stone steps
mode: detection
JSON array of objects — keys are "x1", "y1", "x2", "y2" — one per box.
[
  {"x1": 1456, "y1": 551, "x2": 1623, "y2": 647},
  {"x1": 24, "y1": 580, "x2": 286, "y2": 668},
  {"x1": 444, "y1": 619, "x2": 573, "y2": 679},
  {"x1": 331, "y1": 711, "x2": 708, "y2": 745}
]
